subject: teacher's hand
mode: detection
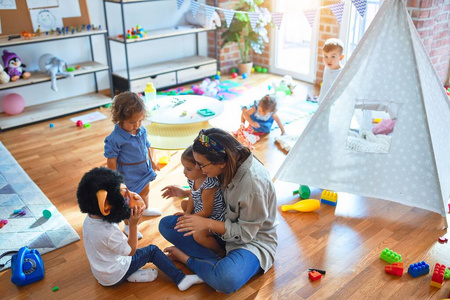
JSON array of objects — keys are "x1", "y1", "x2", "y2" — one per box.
[{"x1": 175, "y1": 214, "x2": 208, "y2": 236}]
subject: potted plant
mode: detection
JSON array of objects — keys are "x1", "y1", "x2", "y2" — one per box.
[{"x1": 220, "y1": 0, "x2": 272, "y2": 75}]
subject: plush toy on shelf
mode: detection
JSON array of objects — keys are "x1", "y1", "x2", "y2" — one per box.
[
  {"x1": 38, "y1": 54, "x2": 74, "y2": 91},
  {"x1": 2, "y1": 50, "x2": 31, "y2": 82},
  {"x1": 0, "y1": 63, "x2": 10, "y2": 84}
]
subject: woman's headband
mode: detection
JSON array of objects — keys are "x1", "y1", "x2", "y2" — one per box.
[{"x1": 197, "y1": 130, "x2": 226, "y2": 157}]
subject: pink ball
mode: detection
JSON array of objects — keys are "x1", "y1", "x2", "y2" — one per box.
[{"x1": 2, "y1": 93, "x2": 25, "y2": 115}]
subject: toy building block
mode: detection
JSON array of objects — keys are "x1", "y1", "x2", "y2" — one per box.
[
  {"x1": 308, "y1": 270, "x2": 322, "y2": 281},
  {"x1": 320, "y1": 190, "x2": 338, "y2": 206},
  {"x1": 293, "y1": 185, "x2": 311, "y2": 199},
  {"x1": 408, "y1": 261, "x2": 430, "y2": 278},
  {"x1": 385, "y1": 262, "x2": 404, "y2": 276},
  {"x1": 444, "y1": 267, "x2": 450, "y2": 280},
  {"x1": 380, "y1": 248, "x2": 402, "y2": 264},
  {"x1": 430, "y1": 263, "x2": 446, "y2": 288},
  {"x1": 438, "y1": 236, "x2": 448, "y2": 243}
]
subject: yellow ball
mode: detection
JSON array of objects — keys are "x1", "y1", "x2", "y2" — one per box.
[
  {"x1": 217, "y1": 71, "x2": 221, "y2": 75},
  {"x1": 251, "y1": 67, "x2": 255, "y2": 73}
]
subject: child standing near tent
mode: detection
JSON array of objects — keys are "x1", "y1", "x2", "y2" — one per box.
[
  {"x1": 104, "y1": 92, "x2": 162, "y2": 239},
  {"x1": 317, "y1": 38, "x2": 345, "y2": 105},
  {"x1": 241, "y1": 94, "x2": 286, "y2": 135}
]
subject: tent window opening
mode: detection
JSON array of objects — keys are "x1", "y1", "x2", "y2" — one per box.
[{"x1": 345, "y1": 99, "x2": 400, "y2": 154}]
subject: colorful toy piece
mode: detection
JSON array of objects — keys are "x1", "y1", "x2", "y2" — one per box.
[
  {"x1": 308, "y1": 270, "x2": 322, "y2": 281},
  {"x1": 281, "y1": 199, "x2": 320, "y2": 212},
  {"x1": 444, "y1": 267, "x2": 450, "y2": 280},
  {"x1": 293, "y1": 185, "x2": 311, "y2": 199},
  {"x1": 321, "y1": 190, "x2": 338, "y2": 206},
  {"x1": 242, "y1": 73, "x2": 248, "y2": 79},
  {"x1": 430, "y1": 263, "x2": 446, "y2": 288},
  {"x1": 385, "y1": 262, "x2": 403, "y2": 276},
  {"x1": 232, "y1": 72, "x2": 238, "y2": 78},
  {"x1": 380, "y1": 248, "x2": 402, "y2": 264},
  {"x1": 0, "y1": 219, "x2": 8, "y2": 229},
  {"x1": 408, "y1": 261, "x2": 430, "y2": 278},
  {"x1": 76, "y1": 120, "x2": 83, "y2": 127},
  {"x1": 438, "y1": 236, "x2": 448, "y2": 243},
  {"x1": 158, "y1": 156, "x2": 170, "y2": 166}
]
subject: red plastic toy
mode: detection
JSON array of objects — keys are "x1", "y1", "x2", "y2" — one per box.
[
  {"x1": 308, "y1": 270, "x2": 322, "y2": 281},
  {"x1": 385, "y1": 262, "x2": 404, "y2": 276},
  {"x1": 430, "y1": 263, "x2": 446, "y2": 288},
  {"x1": 76, "y1": 120, "x2": 83, "y2": 127}
]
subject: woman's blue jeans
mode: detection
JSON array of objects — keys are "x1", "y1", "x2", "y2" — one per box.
[
  {"x1": 118, "y1": 244, "x2": 185, "y2": 285},
  {"x1": 159, "y1": 215, "x2": 262, "y2": 294}
]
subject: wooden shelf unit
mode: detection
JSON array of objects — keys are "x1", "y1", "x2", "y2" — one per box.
[
  {"x1": 103, "y1": 0, "x2": 218, "y2": 94},
  {"x1": 0, "y1": 29, "x2": 114, "y2": 130}
]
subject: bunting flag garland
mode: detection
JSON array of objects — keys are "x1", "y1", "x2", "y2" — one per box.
[
  {"x1": 190, "y1": 0, "x2": 200, "y2": 18},
  {"x1": 222, "y1": 10, "x2": 235, "y2": 28},
  {"x1": 351, "y1": 0, "x2": 367, "y2": 18},
  {"x1": 271, "y1": 12, "x2": 284, "y2": 30},
  {"x1": 303, "y1": 9, "x2": 317, "y2": 27},
  {"x1": 205, "y1": 5, "x2": 216, "y2": 21},
  {"x1": 328, "y1": 3, "x2": 345, "y2": 23},
  {"x1": 176, "y1": 0, "x2": 185, "y2": 10},
  {"x1": 247, "y1": 12, "x2": 260, "y2": 31}
]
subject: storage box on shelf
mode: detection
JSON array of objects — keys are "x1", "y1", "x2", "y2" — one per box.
[
  {"x1": 0, "y1": 29, "x2": 113, "y2": 130},
  {"x1": 103, "y1": 0, "x2": 218, "y2": 94}
]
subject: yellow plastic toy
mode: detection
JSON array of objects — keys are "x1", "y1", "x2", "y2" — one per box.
[
  {"x1": 158, "y1": 156, "x2": 170, "y2": 166},
  {"x1": 320, "y1": 190, "x2": 338, "y2": 206},
  {"x1": 281, "y1": 199, "x2": 320, "y2": 212}
]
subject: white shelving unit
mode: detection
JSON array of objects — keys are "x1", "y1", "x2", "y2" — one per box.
[
  {"x1": 103, "y1": 0, "x2": 218, "y2": 94},
  {"x1": 0, "y1": 29, "x2": 113, "y2": 130}
]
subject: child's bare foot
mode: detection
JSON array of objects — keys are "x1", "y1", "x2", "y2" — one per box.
[{"x1": 164, "y1": 246, "x2": 189, "y2": 264}]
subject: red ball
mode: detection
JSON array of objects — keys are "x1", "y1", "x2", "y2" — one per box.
[{"x1": 232, "y1": 72, "x2": 238, "y2": 78}]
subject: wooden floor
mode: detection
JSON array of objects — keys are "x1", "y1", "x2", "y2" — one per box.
[{"x1": 0, "y1": 74, "x2": 449, "y2": 299}]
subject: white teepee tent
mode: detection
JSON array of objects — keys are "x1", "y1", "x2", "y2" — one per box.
[{"x1": 274, "y1": 0, "x2": 450, "y2": 217}]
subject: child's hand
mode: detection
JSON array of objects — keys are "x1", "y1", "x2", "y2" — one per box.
[
  {"x1": 151, "y1": 160, "x2": 160, "y2": 171},
  {"x1": 129, "y1": 205, "x2": 144, "y2": 226},
  {"x1": 174, "y1": 212, "x2": 186, "y2": 216},
  {"x1": 161, "y1": 185, "x2": 188, "y2": 199}
]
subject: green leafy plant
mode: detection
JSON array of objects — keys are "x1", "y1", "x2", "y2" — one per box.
[{"x1": 220, "y1": 0, "x2": 273, "y2": 64}]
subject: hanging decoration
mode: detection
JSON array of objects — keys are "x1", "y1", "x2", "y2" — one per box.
[
  {"x1": 329, "y1": 3, "x2": 345, "y2": 23},
  {"x1": 303, "y1": 9, "x2": 317, "y2": 27},
  {"x1": 176, "y1": 0, "x2": 185, "y2": 10},
  {"x1": 190, "y1": 0, "x2": 200, "y2": 18},
  {"x1": 272, "y1": 12, "x2": 284, "y2": 30},
  {"x1": 222, "y1": 10, "x2": 235, "y2": 28},
  {"x1": 351, "y1": 0, "x2": 367, "y2": 18},
  {"x1": 186, "y1": 0, "x2": 283, "y2": 30}
]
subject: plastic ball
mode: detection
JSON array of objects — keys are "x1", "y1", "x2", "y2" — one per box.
[
  {"x1": 262, "y1": 68, "x2": 268, "y2": 73},
  {"x1": 217, "y1": 71, "x2": 221, "y2": 75},
  {"x1": 215, "y1": 74, "x2": 220, "y2": 80},
  {"x1": 251, "y1": 67, "x2": 255, "y2": 73},
  {"x1": 76, "y1": 120, "x2": 83, "y2": 127},
  {"x1": 1, "y1": 93, "x2": 25, "y2": 115},
  {"x1": 242, "y1": 73, "x2": 248, "y2": 79},
  {"x1": 49, "y1": 123, "x2": 54, "y2": 128},
  {"x1": 231, "y1": 68, "x2": 237, "y2": 73},
  {"x1": 255, "y1": 66, "x2": 262, "y2": 73},
  {"x1": 232, "y1": 72, "x2": 238, "y2": 78}
]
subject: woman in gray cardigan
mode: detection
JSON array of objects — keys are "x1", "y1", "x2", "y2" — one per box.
[{"x1": 159, "y1": 128, "x2": 278, "y2": 294}]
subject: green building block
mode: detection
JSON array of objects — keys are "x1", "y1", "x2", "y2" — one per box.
[
  {"x1": 444, "y1": 267, "x2": 450, "y2": 279},
  {"x1": 380, "y1": 247, "x2": 402, "y2": 264}
]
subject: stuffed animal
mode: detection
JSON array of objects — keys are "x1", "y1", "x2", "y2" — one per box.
[
  {"x1": 192, "y1": 78, "x2": 220, "y2": 98},
  {"x1": 38, "y1": 54, "x2": 74, "y2": 91},
  {"x1": 77, "y1": 167, "x2": 146, "y2": 223},
  {"x1": 2, "y1": 50, "x2": 31, "y2": 82},
  {"x1": 0, "y1": 63, "x2": 10, "y2": 84},
  {"x1": 185, "y1": 7, "x2": 221, "y2": 29}
]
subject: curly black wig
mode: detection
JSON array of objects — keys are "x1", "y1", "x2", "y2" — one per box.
[{"x1": 77, "y1": 167, "x2": 130, "y2": 223}]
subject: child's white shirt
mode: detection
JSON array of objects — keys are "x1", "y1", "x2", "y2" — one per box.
[
  {"x1": 317, "y1": 66, "x2": 342, "y2": 105},
  {"x1": 83, "y1": 215, "x2": 132, "y2": 286}
]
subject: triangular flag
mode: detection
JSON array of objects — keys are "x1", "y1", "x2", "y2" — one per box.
[
  {"x1": 247, "y1": 12, "x2": 260, "y2": 31},
  {"x1": 303, "y1": 9, "x2": 317, "y2": 27},
  {"x1": 190, "y1": 0, "x2": 200, "y2": 18},
  {"x1": 222, "y1": 10, "x2": 235, "y2": 28},
  {"x1": 328, "y1": 3, "x2": 345, "y2": 23},
  {"x1": 351, "y1": 0, "x2": 367, "y2": 18},
  {"x1": 204, "y1": 5, "x2": 215, "y2": 21},
  {"x1": 272, "y1": 12, "x2": 284, "y2": 30},
  {"x1": 176, "y1": 0, "x2": 184, "y2": 10}
]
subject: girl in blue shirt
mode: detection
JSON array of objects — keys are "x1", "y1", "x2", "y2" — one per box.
[
  {"x1": 241, "y1": 94, "x2": 285, "y2": 135},
  {"x1": 104, "y1": 92, "x2": 161, "y2": 239}
]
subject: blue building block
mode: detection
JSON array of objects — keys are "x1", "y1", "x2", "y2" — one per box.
[{"x1": 408, "y1": 261, "x2": 430, "y2": 278}]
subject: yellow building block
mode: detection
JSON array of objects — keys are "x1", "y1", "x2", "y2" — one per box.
[{"x1": 321, "y1": 190, "x2": 338, "y2": 206}]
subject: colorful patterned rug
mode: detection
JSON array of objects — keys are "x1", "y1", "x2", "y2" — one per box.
[
  {"x1": 0, "y1": 142, "x2": 80, "y2": 271},
  {"x1": 158, "y1": 80, "x2": 250, "y2": 101}
]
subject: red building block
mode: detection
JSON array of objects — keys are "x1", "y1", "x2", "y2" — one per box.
[
  {"x1": 385, "y1": 262, "x2": 404, "y2": 276},
  {"x1": 430, "y1": 263, "x2": 446, "y2": 288},
  {"x1": 308, "y1": 270, "x2": 322, "y2": 281}
]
